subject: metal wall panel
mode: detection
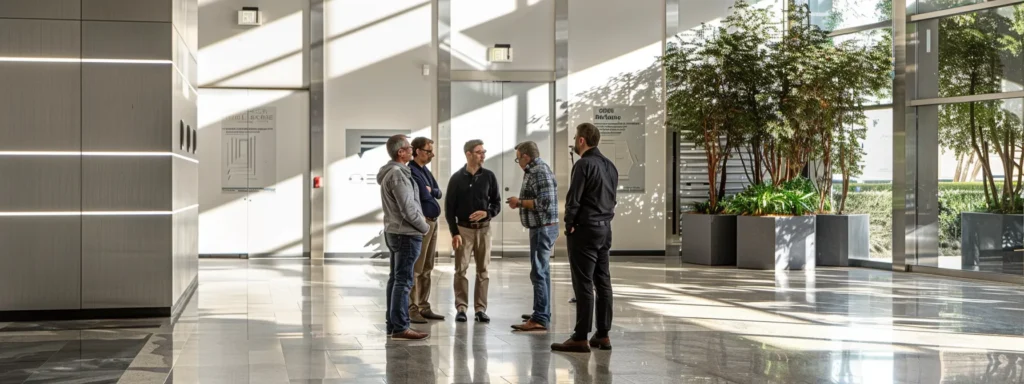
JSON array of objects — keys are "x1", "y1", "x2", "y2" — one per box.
[
  {"x1": 81, "y1": 215, "x2": 173, "y2": 308},
  {"x1": 0, "y1": 20, "x2": 81, "y2": 151},
  {"x1": 0, "y1": 217, "x2": 82, "y2": 310},
  {"x1": 0, "y1": 157, "x2": 81, "y2": 211},
  {"x1": 83, "y1": 21, "x2": 172, "y2": 60},
  {"x1": 0, "y1": 0, "x2": 81, "y2": 20},
  {"x1": 82, "y1": 0, "x2": 172, "y2": 23},
  {"x1": 82, "y1": 157, "x2": 172, "y2": 211},
  {"x1": 82, "y1": 64, "x2": 172, "y2": 152}
]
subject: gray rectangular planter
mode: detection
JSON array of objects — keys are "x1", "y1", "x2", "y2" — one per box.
[
  {"x1": 737, "y1": 215, "x2": 816, "y2": 270},
  {"x1": 680, "y1": 214, "x2": 737, "y2": 265},
  {"x1": 815, "y1": 214, "x2": 869, "y2": 267},
  {"x1": 961, "y1": 212, "x2": 1024, "y2": 270}
]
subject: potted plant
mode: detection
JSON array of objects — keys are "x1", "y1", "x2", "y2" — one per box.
[
  {"x1": 725, "y1": 178, "x2": 819, "y2": 270},
  {"x1": 810, "y1": 29, "x2": 891, "y2": 267},
  {"x1": 664, "y1": 0, "x2": 772, "y2": 266}
]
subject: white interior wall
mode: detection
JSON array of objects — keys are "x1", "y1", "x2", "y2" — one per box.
[
  {"x1": 198, "y1": 0, "x2": 310, "y2": 88},
  {"x1": 197, "y1": 0, "x2": 311, "y2": 256},
  {"x1": 323, "y1": 0, "x2": 434, "y2": 255},
  {"x1": 451, "y1": 0, "x2": 555, "y2": 71},
  {"x1": 568, "y1": 0, "x2": 666, "y2": 251}
]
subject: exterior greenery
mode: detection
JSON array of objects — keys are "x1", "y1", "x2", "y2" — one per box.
[{"x1": 843, "y1": 183, "x2": 989, "y2": 256}]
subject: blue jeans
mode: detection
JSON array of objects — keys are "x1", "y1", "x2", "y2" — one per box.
[
  {"x1": 385, "y1": 233, "x2": 422, "y2": 334},
  {"x1": 529, "y1": 225, "x2": 557, "y2": 326}
]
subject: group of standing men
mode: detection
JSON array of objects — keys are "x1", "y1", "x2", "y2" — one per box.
[{"x1": 377, "y1": 123, "x2": 618, "y2": 353}]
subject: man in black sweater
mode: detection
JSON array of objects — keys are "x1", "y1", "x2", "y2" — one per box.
[
  {"x1": 551, "y1": 123, "x2": 618, "y2": 353},
  {"x1": 445, "y1": 139, "x2": 501, "y2": 323}
]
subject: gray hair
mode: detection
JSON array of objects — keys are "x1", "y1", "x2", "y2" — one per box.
[
  {"x1": 386, "y1": 134, "x2": 409, "y2": 160},
  {"x1": 515, "y1": 141, "x2": 540, "y2": 160},
  {"x1": 463, "y1": 139, "x2": 484, "y2": 154}
]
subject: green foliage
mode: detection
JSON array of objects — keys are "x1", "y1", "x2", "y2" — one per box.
[
  {"x1": 723, "y1": 178, "x2": 818, "y2": 216},
  {"x1": 662, "y1": 0, "x2": 774, "y2": 211},
  {"x1": 936, "y1": 4, "x2": 1024, "y2": 213},
  {"x1": 692, "y1": 200, "x2": 725, "y2": 214}
]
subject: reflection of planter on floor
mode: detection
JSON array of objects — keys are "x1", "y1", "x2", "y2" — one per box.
[
  {"x1": 737, "y1": 215, "x2": 815, "y2": 270},
  {"x1": 680, "y1": 214, "x2": 736, "y2": 266},
  {"x1": 815, "y1": 214, "x2": 869, "y2": 267},
  {"x1": 961, "y1": 212, "x2": 1024, "y2": 269}
]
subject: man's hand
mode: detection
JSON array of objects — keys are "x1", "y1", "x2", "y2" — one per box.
[
  {"x1": 426, "y1": 186, "x2": 432, "y2": 193},
  {"x1": 507, "y1": 196, "x2": 520, "y2": 210},
  {"x1": 469, "y1": 210, "x2": 488, "y2": 222},
  {"x1": 452, "y1": 234, "x2": 462, "y2": 249}
]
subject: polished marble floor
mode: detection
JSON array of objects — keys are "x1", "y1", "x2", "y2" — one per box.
[{"x1": 2, "y1": 257, "x2": 1024, "y2": 383}]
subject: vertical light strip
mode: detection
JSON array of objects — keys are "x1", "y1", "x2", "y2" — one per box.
[{"x1": 665, "y1": 0, "x2": 679, "y2": 241}]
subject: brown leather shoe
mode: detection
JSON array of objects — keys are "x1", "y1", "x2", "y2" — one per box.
[
  {"x1": 551, "y1": 338, "x2": 591, "y2": 353},
  {"x1": 589, "y1": 336, "x2": 612, "y2": 350},
  {"x1": 420, "y1": 309, "x2": 445, "y2": 320},
  {"x1": 391, "y1": 329, "x2": 430, "y2": 340},
  {"x1": 511, "y1": 319, "x2": 548, "y2": 332},
  {"x1": 409, "y1": 311, "x2": 428, "y2": 324}
]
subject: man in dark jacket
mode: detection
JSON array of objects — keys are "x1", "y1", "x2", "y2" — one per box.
[
  {"x1": 445, "y1": 139, "x2": 501, "y2": 323},
  {"x1": 551, "y1": 123, "x2": 618, "y2": 353},
  {"x1": 407, "y1": 137, "x2": 445, "y2": 323},
  {"x1": 378, "y1": 134, "x2": 430, "y2": 341}
]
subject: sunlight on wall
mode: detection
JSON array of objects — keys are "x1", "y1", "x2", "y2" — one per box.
[
  {"x1": 325, "y1": 2, "x2": 431, "y2": 78},
  {"x1": 325, "y1": 127, "x2": 431, "y2": 253},
  {"x1": 199, "y1": 11, "x2": 306, "y2": 87}
]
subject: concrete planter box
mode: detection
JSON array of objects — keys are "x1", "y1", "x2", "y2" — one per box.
[
  {"x1": 680, "y1": 214, "x2": 737, "y2": 266},
  {"x1": 737, "y1": 215, "x2": 816, "y2": 270},
  {"x1": 961, "y1": 212, "x2": 1024, "y2": 270},
  {"x1": 815, "y1": 214, "x2": 869, "y2": 267}
]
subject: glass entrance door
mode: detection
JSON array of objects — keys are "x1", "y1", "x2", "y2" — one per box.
[{"x1": 448, "y1": 81, "x2": 554, "y2": 256}]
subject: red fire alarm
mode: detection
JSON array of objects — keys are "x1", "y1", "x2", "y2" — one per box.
[{"x1": 313, "y1": 176, "x2": 323, "y2": 188}]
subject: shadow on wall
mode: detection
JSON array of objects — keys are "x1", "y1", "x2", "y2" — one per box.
[{"x1": 569, "y1": 62, "x2": 665, "y2": 222}]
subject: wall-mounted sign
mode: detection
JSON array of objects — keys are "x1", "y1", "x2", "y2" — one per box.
[
  {"x1": 222, "y1": 107, "x2": 276, "y2": 191},
  {"x1": 593, "y1": 106, "x2": 645, "y2": 193}
]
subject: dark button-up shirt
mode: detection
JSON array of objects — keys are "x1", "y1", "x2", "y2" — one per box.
[
  {"x1": 445, "y1": 166, "x2": 501, "y2": 236},
  {"x1": 518, "y1": 158, "x2": 558, "y2": 228},
  {"x1": 565, "y1": 147, "x2": 618, "y2": 228},
  {"x1": 408, "y1": 161, "x2": 442, "y2": 219}
]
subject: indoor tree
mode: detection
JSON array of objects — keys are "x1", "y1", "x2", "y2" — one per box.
[{"x1": 663, "y1": 0, "x2": 770, "y2": 212}]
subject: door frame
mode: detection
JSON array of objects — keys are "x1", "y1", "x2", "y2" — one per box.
[{"x1": 440, "y1": 76, "x2": 558, "y2": 258}]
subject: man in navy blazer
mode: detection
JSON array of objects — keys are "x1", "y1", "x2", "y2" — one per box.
[{"x1": 407, "y1": 137, "x2": 446, "y2": 323}]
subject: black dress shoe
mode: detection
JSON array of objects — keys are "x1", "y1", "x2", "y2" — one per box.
[
  {"x1": 474, "y1": 311, "x2": 490, "y2": 323},
  {"x1": 569, "y1": 297, "x2": 577, "y2": 303},
  {"x1": 456, "y1": 311, "x2": 468, "y2": 322}
]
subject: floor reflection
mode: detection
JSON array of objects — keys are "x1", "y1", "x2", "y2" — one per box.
[{"x1": 0, "y1": 257, "x2": 1023, "y2": 383}]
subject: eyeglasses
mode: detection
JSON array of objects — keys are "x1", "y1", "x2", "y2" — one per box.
[
  {"x1": 421, "y1": 149, "x2": 433, "y2": 154},
  {"x1": 473, "y1": 150, "x2": 487, "y2": 155}
]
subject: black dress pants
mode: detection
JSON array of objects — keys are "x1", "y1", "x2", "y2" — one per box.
[{"x1": 567, "y1": 224, "x2": 613, "y2": 340}]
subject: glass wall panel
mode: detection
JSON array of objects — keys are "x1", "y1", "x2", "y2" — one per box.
[
  {"x1": 910, "y1": 0, "x2": 986, "y2": 15},
  {"x1": 836, "y1": 108, "x2": 895, "y2": 261},
  {"x1": 931, "y1": 99, "x2": 1024, "y2": 275},
  {"x1": 915, "y1": 3, "x2": 1024, "y2": 99},
  {"x1": 808, "y1": 0, "x2": 892, "y2": 30}
]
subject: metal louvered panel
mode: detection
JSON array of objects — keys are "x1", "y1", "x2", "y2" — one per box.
[{"x1": 677, "y1": 141, "x2": 755, "y2": 212}]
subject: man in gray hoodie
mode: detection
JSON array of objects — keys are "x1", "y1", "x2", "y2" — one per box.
[{"x1": 378, "y1": 134, "x2": 431, "y2": 341}]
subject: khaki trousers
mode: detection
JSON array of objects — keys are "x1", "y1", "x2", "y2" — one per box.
[
  {"x1": 409, "y1": 220, "x2": 438, "y2": 313},
  {"x1": 454, "y1": 225, "x2": 491, "y2": 312}
]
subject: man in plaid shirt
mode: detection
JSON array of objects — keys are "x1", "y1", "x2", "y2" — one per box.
[{"x1": 507, "y1": 141, "x2": 558, "y2": 332}]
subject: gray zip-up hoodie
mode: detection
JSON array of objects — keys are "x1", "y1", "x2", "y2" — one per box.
[{"x1": 378, "y1": 161, "x2": 430, "y2": 236}]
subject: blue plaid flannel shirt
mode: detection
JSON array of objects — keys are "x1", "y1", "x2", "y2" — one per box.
[{"x1": 519, "y1": 158, "x2": 559, "y2": 228}]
